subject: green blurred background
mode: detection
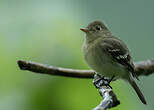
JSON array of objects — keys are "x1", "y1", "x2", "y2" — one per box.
[{"x1": 0, "y1": 0, "x2": 154, "y2": 110}]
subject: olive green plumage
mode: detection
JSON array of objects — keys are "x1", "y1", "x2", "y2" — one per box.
[{"x1": 81, "y1": 20, "x2": 147, "y2": 104}]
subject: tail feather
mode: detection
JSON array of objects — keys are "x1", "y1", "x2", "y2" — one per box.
[{"x1": 128, "y1": 78, "x2": 147, "y2": 105}]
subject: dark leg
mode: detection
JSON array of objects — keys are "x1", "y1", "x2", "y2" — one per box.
[
  {"x1": 104, "y1": 75, "x2": 115, "y2": 89},
  {"x1": 93, "y1": 73, "x2": 115, "y2": 89},
  {"x1": 93, "y1": 73, "x2": 104, "y2": 88},
  {"x1": 108, "y1": 75, "x2": 115, "y2": 85}
]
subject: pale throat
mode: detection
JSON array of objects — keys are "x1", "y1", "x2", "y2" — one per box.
[{"x1": 85, "y1": 31, "x2": 112, "y2": 44}]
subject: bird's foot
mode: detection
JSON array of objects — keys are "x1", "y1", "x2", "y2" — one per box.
[{"x1": 93, "y1": 73, "x2": 114, "y2": 89}]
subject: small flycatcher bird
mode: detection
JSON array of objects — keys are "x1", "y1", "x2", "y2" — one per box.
[{"x1": 80, "y1": 20, "x2": 147, "y2": 104}]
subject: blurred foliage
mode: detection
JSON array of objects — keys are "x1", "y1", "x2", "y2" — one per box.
[{"x1": 0, "y1": 0, "x2": 154, "y2": 110}]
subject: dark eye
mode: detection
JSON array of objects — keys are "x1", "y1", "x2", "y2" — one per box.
[{"x1": 96, "y1": 25, "x2": 101, "y2": 30}]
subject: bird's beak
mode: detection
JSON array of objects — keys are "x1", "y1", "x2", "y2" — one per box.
[{"x1": 80, "y1": 28, "x2": 88, "y2": 33}]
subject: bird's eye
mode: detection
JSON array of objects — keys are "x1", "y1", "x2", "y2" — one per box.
[{"x1": 96, "y1": 25, "x2": 101, "y2": 31}]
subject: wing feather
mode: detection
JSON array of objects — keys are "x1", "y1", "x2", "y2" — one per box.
[{"x1": 101, "y1": 37, "x2": 139, "y2": 80}]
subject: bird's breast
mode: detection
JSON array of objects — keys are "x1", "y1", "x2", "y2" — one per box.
[{"x1": 83, "y1": 43, "x2": 127, "y2": 78}]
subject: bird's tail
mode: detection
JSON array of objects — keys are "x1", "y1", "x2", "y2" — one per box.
[{"x1": 128, "y1": 77, "x2": 147, "y2": 105}]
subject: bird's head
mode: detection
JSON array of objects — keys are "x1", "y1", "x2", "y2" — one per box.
[{"x1": 80, "y1": 20, "x2": 110, "y2": 43}]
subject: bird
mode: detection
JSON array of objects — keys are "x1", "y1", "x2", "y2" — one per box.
[{"x1": 80, "y1": 20, "x2": 147, "y2": 104}]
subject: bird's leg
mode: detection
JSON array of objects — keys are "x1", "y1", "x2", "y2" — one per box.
[
  {"x1": 93, "y1": 73, "x2": 115, "y2": 89},
  {"x1": 93, "y1": 73, "x2": 104, "y2": 88},
  {"x1": 105, "y1": 75, "x2": 115, "y2": 89}
]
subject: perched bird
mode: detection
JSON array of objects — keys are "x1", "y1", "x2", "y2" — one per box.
[{"x1": 80, "y1": 20, "x2": 147, "y2": 104}]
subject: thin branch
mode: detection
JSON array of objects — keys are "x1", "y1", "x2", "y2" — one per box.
[
  {"x1": 17, "y1": 59, "x2": 154, "y2": 110},
  {"x1": 17, "y1": 60, "x2": 94, "y2": 78},
  {"x1": 17, "y1": 59, "x2": 154, "y2": 78},
  {"x1": 92, "y1": 74, "x2": 120, "y2": 110},
  {"x1": 93, "y1": 87, "x2": 120, "y2": 110}
]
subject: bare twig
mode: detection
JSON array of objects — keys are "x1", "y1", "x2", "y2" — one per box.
[
  {"x1": 92, "y1": 74, "x2": 120, "y2": 110},
  {"x1": 17, "y1": 60, "x2": 94, "y2": 78},
  {"x1": 17, "y1": 59, "x2": 154, "y2": 110},
  {"x1": 93, "y1": 87, "x2": 120, "y2": 110},
  {"x1": 17, "y1": 59, "x2": 154, "y2": 78}
]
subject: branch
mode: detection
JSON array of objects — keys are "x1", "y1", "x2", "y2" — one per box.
[
  {"x1": 17, "y1": 59, "x2": 154, "y2": 78},
  {"x1": 17, "y1": 59, "x2": 154, "y2": 110},
  {"x1": 93, "y1": 86, "x2": 120, "y2": 110},
  {"x1": 17, "y1": 60, "x2": 94, "y2": 78}
]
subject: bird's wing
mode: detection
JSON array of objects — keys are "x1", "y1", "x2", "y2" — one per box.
[{"x1": 100, "y1": 36, "x2": 139, "y2": 80}]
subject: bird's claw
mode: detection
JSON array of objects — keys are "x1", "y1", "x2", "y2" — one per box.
[{"x1": 93, "y1": 73, "x2": 114, "y2": 89}]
